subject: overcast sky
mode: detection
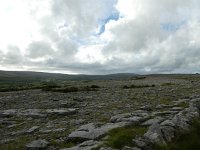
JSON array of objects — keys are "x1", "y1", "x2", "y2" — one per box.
[{"x1": 0, "y1": 0, "x2": 200, "y2": 74}]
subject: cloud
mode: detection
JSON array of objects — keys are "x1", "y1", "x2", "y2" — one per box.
[
  {"x1": 26, "y1": 41, "x2": 54, "y2": 58},
  {"x1": 1, "y1": 0, "x2": 200, "y2": 74},
  {"x1": 2, "y1": 45, "x2": 23, "y2": 65}
]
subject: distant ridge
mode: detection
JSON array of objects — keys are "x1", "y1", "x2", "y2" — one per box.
[{"x1": 0, "y1": 70, "x2": 138, "y2": 83}]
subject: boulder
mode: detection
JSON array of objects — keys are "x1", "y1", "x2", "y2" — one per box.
[
  {"x1": 144, "y1": 123, "x2": 166, "y2": 146},
  {"x1": 160, "y1": 126, "x2": 175, "y2": 142},
  {"x1": 132, "y1": 137, "x2": 151, "y2": 149},
  {"x1": 172, "y1": 113, "x2": 190, "y2": 133}
]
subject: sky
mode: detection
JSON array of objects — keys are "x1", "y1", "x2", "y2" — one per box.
[{"x1": 0, "y1": 0, "x2": 200, "y2": 74}]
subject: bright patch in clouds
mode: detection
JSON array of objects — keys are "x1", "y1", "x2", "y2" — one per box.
[
  {"x1": 0, "y1": 0, "x2": 200, "y2": 74},
  {"x1": 75, "y1": 45, "x2": 106, "y2": 64}
]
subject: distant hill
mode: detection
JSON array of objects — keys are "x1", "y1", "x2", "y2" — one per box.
[{"x1": 0, "y1": 70, "x2": 137, "y2": 84}]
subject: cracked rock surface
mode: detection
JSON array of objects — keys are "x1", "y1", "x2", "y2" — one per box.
[{"x1": 0, "y1": 75, "x2": 200, "y2": 150}]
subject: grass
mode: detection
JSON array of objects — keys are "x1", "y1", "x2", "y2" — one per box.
[
  {"x1": 51, "y1": 140, "x2": 75, "y2": 149},
  {"x1": 178, "y1": 101, "x2": 189, "y2": 108},
  {"x1": 0, "y1": 136, "x2": 31, "y2": 150},
  {"x1": 104, "y1": 126, "x2": 147, "y2": 149},
  {"x1": 160, "y1": 98, "x2": 172, "y2": 105},
  {"x1": 155, "y1": 118, "x2": 200, "y2": 150}
]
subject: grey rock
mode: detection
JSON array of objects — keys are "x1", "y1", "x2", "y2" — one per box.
[
  {"x1": 0, "y1": 138, "x2": 14, "y2": 144},
  {"x1": 0, "y1": 109, "x2": 17, "y2": 117},
  {"x1": 26, "y1": 126, "x2": 40, "y2": 134},
  {"x1": 10, "y1": 129, "x2": 26, "y2": 136},
  {"x1": 170, "y1": 107, "x2": 183, "y2": 111},
  {"x1": 46, "y1": 109, "x2": 77, "y2": 116},
  {"x1": 20, "y1": 109, "x2": 47, "y2": 118},
  {"x1": 144, "y1": 123, "x2": 166, "y2": 145},
  {"x1": 156, "y1": 104, "x2": 178, "y2": 109},
  {"x1": 99, "y1": 147, "x2": 115, "y2": 150},
  {"x1": 172, "y1": 113, "x2": 190, "y2": 132},
  {"x1": 110, "y1": 111, "x2": 149, "y2": 123},
  {"x1": 40, "y1": 128, "x2": 66, "y2": 133},
  {"x1": 141, "y1": 117, "x2": 164, "y2": 126},
  {"x1": 26, "y1": 139, "x2": 49, "y2": 150},
  {"x1": 61, "y1": 140, "x2": 101, "y2": 150},
  {"x1": 161, "y1": 126, "x2": 175, "y2": 142},
  {"x1": 0, "y1": 120, "x2": 16, "y2": 125},
  {"x1": 132, "y1": 137, "x2": 151, "y2": 148},
  {"x1": 122, "y1": 146, "x2": 141, "y2": 150},
  {"x1": 60, "y1": 102, "x2": 77, "y2": 108},
  {"x1": 68, "y1": 122, "x2": 128, "y2": 140},
  {"x1": 7, "y1": 122, "x2": 25, "y2": 128},
  {"x1": 160, "y1": 120, "x2": 175, "y2": 127},
  {"x1": 152, "y1": 111, "x2": 178, "y2": 116},
  {"x1": 140, "y1": 106, "x2": 152, "y2": 111}
]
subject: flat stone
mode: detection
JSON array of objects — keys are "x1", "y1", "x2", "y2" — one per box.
[
  {"x1": 141, "y1": 117, "x2": 164, "y2": 126},
  {"x1": 122, "y1": 146, "x2": 141, "y2": 150},
  {"x1": 26, "y1": 139, "x2": 49, "y2": 150},
  {"x1": 61, "y1": 140, "x2": 101, "y2": 150},
  {"x1": 60, "y1": 102, "x2": 77, "y2": 108},
  {"x1": 170, "y1": 107, "x2": 183, "y2": 111},
  {"x1": 0, "y1": 109, "x2": 17, "y2": 117},
  {"x1": 160, "y1": 120, "x2": 175, "y2": 127},
  {"x1": 40, "y1": 128, "x2": 66, "y2": 133},
  {"x1": 140, "y1": 106, "x2": 152, "y2": 111},
  {"x1": 26, "y1": 126, "x2": 40, "y2": 134},
  {"x1": 152, "y1": 111, "x2": 178, "y2": 116},
  {"x1": 68, "y1": 122, "x2": 128, "y2": 141},
  {"x1": 110, "y1": 111, "x2": 149, "y2": 123},
  {"x1": 20, "y1": 109, "x2": 47, "y2": 118},
  {"x1": 46, "y1": 109, "x2": 77, "y2": 116},
  {"x1": 99, "y1": 148, "x2": 115, "y2": 150},
  {"x1": 0, "y1": 120, "x2": 16, "y2": 125}
]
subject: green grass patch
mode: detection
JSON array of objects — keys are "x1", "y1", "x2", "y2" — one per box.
[
  {"x1": 155, "y1": 118, "x2": 200, "y2": 150},
  {"x1": 104, "y1": 126, "x2": 147, "y2": 149},
  {"x1": 160, "y1": 98, "x2": 172, "y2": 105},
  {"x1": 178, "y1": 102, "x2": 189, "y2": 108},
  {"x1": 0, "y1": 136, "x2": 31, "y2": 150},
  {"x1": 51, "y1": 140, "x2": 75, "y2": 149}
]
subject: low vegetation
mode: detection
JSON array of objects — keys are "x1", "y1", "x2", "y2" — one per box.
[
  {"x1": 123, "y1": 84, "x2": 155, "y2": 89},
  {"x1": 155, "y1": 118, "x2": 200, "y2": 150},
  {"x1": 42, "y1": 85, "x2": 100, "y2": 93},
  {"x1": 104, "y1": 126, "x2": 147, "y2": 149}
]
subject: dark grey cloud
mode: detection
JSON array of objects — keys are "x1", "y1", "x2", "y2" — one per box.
[
  {"x1": 26, "y1": 41, "x2": 54, "y2": 58},
  {"x1": 3, "y1": 45, "x2": 23, "y2": 65}
]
